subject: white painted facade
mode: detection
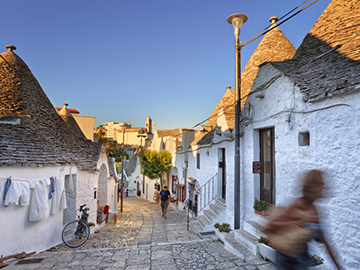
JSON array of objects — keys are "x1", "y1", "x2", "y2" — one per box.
[
  {"x1": 0, "y1": 148, "x2": 118, "y2": 257},
  {"x1": 73, "y1": 114, "x2": 96, "y2": 141},
  {"x1": 239, "y1": 63, "x2": 360, "y2": 269}
]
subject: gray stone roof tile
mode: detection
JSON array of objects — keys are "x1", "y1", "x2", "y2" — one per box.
[
  {"x1": 269, "y1": 0, "x2": 360, "y2": 102},
  {"x1": 0, "y1": 46, "x2": 102, "y2": 171}
]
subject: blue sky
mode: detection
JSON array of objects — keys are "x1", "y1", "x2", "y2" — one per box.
[{"x1": 2, "y1": 0, "x2": 331, "y2": 130}]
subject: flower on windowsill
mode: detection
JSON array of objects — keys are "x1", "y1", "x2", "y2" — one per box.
[
  {"x1": 308, "y1": 254, "x2": 324, "y2": 266},
  {"x1": 253, "y1": 198, "x2": 268, "y2": 211}
]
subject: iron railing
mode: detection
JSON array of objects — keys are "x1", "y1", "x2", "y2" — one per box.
[{"x1": 187, "y1": 173, "x2": 217, "y2": 230}]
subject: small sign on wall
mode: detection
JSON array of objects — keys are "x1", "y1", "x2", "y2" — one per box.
[{"x1": 253, "y1": 161, "x2": 261, "y2": 174}]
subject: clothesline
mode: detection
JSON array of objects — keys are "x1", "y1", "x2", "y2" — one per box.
[
  {"x1": 0, "y1": 169, "x2": 74, "y2": 182},
  {"x1": 2, "y1": 175, "x2": 68, "y2": 222}
]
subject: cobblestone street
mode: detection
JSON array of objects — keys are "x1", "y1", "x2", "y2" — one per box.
[{"x1": 6, "y1": 198, "x2": 275, "y2": 270}]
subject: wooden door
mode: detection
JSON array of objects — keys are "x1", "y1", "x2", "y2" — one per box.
[
  {"x1": 260, "y1": 128, "x2": 274, "y2": 204},
  {"x1": 218, "y1": 148, "x2": 226, "y2": 200}
]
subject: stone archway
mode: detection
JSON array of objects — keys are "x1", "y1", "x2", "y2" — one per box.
[{"x1": 98, "y1": 163, "x2": 108, "y2": 206}]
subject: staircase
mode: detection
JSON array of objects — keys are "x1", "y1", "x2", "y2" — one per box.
[
  {"x1": 215, "y1": 212, "x2": 270, "y2": 262},
  {"x1": 190, "y1": 199, "x2": 227, "y2": 234}
]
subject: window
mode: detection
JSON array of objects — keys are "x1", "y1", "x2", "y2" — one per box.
[
  {"x1": 298, "y1": 132, "x2": 310, "y2": 146},
  {"x1": 197, "y1": 153, "x2": 200, "y2": 169}
]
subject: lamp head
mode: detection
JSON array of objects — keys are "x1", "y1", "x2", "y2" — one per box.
[{"x1": 227, "y1": 13, "x2": 248, "y2": 38}]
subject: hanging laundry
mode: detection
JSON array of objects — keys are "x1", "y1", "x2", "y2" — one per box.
[
  {"x1": 3, "y1": 178, "x2": 11, "y2": 206},
  {"x1": 48, "y1": 177, "x2": 55, "y2": 199},
  {"x1": 4, "y1": 180, "x2": 30, "y2": 206},
  {"x1": 194, "y1": 181, "x2": 200, "y2": 195},
  {"x1": 67, "y1": 170, "x2": 74, "y2": 191},
  {"x1": 29, "y1": 179, "x2": 51, "y2": 221},
  {"x1": 51, "y1": 176, "x2": 67, "y2": 215}
]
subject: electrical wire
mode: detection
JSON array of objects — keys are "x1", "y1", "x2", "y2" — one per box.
[
  {"x1": 241, "y1": 0, "x2": 319, "y2": 48},
  {"x1": 241, "y1": 0, "x2": 311, "y2": 46}
]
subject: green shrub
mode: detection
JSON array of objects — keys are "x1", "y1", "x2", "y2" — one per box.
[
  {"x1": 215, "y1": 223, "x2": 231, "y2": 233},
  {"x1": 253, "y1": 198, "x2": 268, "y2": 211}
]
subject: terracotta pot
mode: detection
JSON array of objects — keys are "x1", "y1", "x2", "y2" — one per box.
[{"x1": 255, "y1": 209, "x2": 266, "y2": 216}]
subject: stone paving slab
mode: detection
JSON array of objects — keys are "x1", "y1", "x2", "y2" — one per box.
[{"x1": 6, "y1": 198, "x2": 275, "y2": 270}]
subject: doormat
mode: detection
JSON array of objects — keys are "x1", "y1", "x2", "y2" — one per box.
[
  {"x1": 16, "y1": 258, "x2": 44, "y2": 265},
  {"x1": 199, "y1": 231, "x2": 215, "y2": 236}
]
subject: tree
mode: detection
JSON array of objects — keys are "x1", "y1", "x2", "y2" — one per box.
[
  {"x1": 95, "y1": 125, "x2": 129, "y2": 162},
  {"x1": 95, "y1": 124, "x2": 107, "y2": 143},
  {"x1": 139, "y1": 149, "x2": 172, "y2": 190}
]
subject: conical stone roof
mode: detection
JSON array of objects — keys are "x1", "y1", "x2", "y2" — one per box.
[
  {"x1": 192, "y1": 17, "x2": 296, "y2": 146},
  {"x1": 58, "y1": 103, "x2": 86, "y2": 138},
  {"x1": 0, "y1": 45, "x2": 101, "y2": 169},
  {"x1": 270, "y1": 0, "x2": 360, "y2": 102},
  {"x1": 241, "y1": 16, "x2": 296, "y2": 108}
]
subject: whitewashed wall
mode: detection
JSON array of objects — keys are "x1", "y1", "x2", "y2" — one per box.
[
  {"x1": 240, "y1": 63, "x2": 360, "y2": 269},
  {"x1": 183, "y1": 135, "x2": 234, "y2": 220},
  {"x1": 107, "y1": 178, "x2": 117, "y2": 211},
  {"x1": 76, "y1": 170, "x2": 98, "y2": 225}
]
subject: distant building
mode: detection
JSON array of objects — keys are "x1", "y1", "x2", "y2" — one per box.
[
  {"x1": 101, "y1": 116, "x2": 153, "y2": 147},
  {"x1": 55, "y1": 104, "x2": 96, "y2": 141}
]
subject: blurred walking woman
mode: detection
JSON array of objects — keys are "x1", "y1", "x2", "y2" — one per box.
[{"x1": 263, "y1": 170, "x2": 341, "y2": 269}]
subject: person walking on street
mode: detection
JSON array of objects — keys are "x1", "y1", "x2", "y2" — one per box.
[
  {"x1": 160, "y1": 186, "x2": 171, "y2": 219},
  {"x1": 263, "y1": 170, "x2": 341, "y2": 270}
]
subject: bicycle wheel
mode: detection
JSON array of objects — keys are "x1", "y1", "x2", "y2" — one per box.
[{"x1": 62, "y1": 220, "x2": 90, "y2": 248}]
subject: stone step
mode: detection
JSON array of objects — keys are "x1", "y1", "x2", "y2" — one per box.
[
  {"x1": 203, "y1": 209, "x2": 218, "y2": 222},
  {"x1": 198, "y1": 215, "x2": 211, "y2": 227},
  {"x1": 210, "y1": 202, "x2": 226, "y2": 215},
  {"x1": 253, "y1": 213, "x2": 269, "y2": 226},
  {"x1": 226, "y1": 238, "x2": 258, "y2": 261},
  {"x1": 190, "y1": 219, "x2": 204, "y2": 234},
  {"x1": 244, "y1": 220, "x2": 266, "y2": 239},
  {"x1": 234, "y1": 229, "x2": 259, "y2": 255}
]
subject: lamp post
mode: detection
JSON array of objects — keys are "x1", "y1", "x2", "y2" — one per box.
[
  {"x1": 137, "y1": 134, "x2": 146, "y2": 148},
  {"x1": 120, "y1": 128, "x2": 125, "y2": 212},
  {"x1": 227, "y1": 13, "x2": 247, "y2": 230}
]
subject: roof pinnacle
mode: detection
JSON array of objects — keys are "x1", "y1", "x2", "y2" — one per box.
[
  {"x1": 269, "y1": 16, "x2": 278, "y2": 24},
  {"x1": 5, "y1": 45, "x2": 16, "y2": 52}
]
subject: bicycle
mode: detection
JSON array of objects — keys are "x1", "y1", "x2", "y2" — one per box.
[{"x1": 62, "y1": 204, "x2": 90, "y2": 248}]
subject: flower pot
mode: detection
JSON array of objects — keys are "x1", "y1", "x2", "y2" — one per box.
[
  {"x1": 309, "y1": 264, "x2": 327, "y2": 270},
  {"x1": 255, "y1": 209, "x2": 266, "y2": 216},
  {"x1": 215, "y1": 229, "x2": 233, "y2": 243},
  {"x1": 258, "y1": 243, "x2": 276, "y2": 264}
]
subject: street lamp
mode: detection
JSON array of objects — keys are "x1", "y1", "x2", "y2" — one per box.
[
  {"x1": 120, "y1": 128, "x2": 125, "y2": 212},
  {"x1": 227, "y1": 13, "x2": 247, "y2": 230},
  {"x1": 137, "y1": 134, "x2": 146, "y2": 148}
]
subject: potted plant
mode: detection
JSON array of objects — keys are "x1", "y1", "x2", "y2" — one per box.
[
  {"x1": 253, "y1": 198, "x2": 269, "y2": 216},
  {"x1": 88, "y1": 222, "x2": 96, "y2": 234},
  {"x1": 214, "y1": 223, "x2": 233, "y2": 242},
  {"x1": 137, "y1": 189, "x2": 141, "y2": 196},
  {"x1": 308, "y1": 254, "x2": 326, "y2": 269},
  {"x1": 258, "y1": 236, "x2": 276, "y2": 264}
]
